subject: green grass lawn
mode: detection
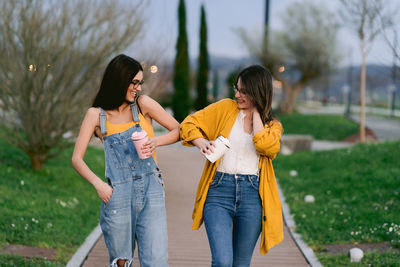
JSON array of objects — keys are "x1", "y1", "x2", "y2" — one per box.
[
  {"x1": 316, "y1": 251, "x2": 400, "y2": 267},
  {"x1": 275, "y1": 141, "x2": 400, "y2": 266},
  {"x1": 0, "y1": 255, "x2": 65, "y2": 267},
  {"x1": 277, "y1": 113, "x2": 359, "y2": 141},
  {"x1": 0, "y1": 138, "x2": 104, "y2": 265}
]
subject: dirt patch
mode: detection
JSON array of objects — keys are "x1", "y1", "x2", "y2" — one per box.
[
  {"x1": 324, "y1": 242, "x2": 397, "y2": 255},
  {"x1": 343, "y1": 127, "x2": 378, "y2": 143},
  {"x1": 0, "y1": 244, "x2": 57, "y2": 260}
]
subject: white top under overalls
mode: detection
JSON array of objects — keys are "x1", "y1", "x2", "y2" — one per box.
[{"x1": 217, "y1": 110, "x2": 259, "y2": 175}]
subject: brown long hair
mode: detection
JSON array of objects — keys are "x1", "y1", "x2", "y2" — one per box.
[
  {"x1": 235, "y1": 65, "x2": 274, "y2": 125},
  {"x1": 93, "y1": 54, "x2": 143, "y2": 110}
]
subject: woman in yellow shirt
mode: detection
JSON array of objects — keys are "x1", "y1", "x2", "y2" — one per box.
[
  {"x1": 180, "y1": 65, "x2": 283, "y2": 266},
  {"x1": 72, "y1": 54, "x2": 178, "y2": 267}
]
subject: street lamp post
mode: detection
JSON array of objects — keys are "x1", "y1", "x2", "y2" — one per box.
[
  {"x1": 263, "y1": 0, "x2": 270, "y2": 52},
  {"x1": 342, "y1": 84, "x2": 351, "y2": 117},
  {"x1": 388, "y1": 84, "x2": 396, "y2": 117}
]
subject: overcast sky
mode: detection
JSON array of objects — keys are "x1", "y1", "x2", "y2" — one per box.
[{"x1": 130, "y1": 0, "x2": 399, "y2": 66}]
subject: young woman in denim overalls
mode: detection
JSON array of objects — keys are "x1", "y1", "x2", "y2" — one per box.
[
  {"x1": 180, "y1": 65, "x2": 284, "y2": 266},
  {"x1": 72, "y1": 54, "x2": 179, "y2": 267}
]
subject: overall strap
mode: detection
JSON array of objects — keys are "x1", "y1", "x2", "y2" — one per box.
[
  {"x1": 99, "y1": 107, "x2": 107, "y2": 135},
  {"x1": 131, "y1": 102, "x2": 140, "y2": 123}
]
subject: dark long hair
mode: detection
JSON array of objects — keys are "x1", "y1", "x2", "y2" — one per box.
[
  {"x1": 92, "y1": 54, "x2": 143, "y2": 110},
  {"x1": 235, "y1": 65, "x2": 274, "y2": 125}
]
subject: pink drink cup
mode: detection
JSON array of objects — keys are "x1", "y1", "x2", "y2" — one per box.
[{"x1": 131, "y1": 130, "x2": 150, "y2": 159}]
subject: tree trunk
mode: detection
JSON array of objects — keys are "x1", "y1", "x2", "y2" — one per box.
[
  {"x1": 360, "y1": 41, "x2": 366, "y2": 143},
  {"x1": 279, "y1": 83, "x2": 303, "y2": 114},
  {"x1": 28, "y1": 153, "x2": 46, "y2": 170}
]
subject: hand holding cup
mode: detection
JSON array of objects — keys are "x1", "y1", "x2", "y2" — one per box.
[
  {"x1": 193, "y1": 136, "x2": 230, "y2": 163},
  {"x1": 141, "y1": 138, "x2": 157, "y2": 158},
  {"x1": 131, "y1": 130, "x2": 151, "y2": 159},
  {"x1": 192, "y1": 138, "x2": 216, "y2": 155}
]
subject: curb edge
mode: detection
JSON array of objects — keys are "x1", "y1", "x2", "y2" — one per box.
[
  {"x1": 277, "y1": 182, "x2": 323, "y2": 267},
  {"x1": 66, "y1": 224, "x2": 102, "y2": 267}
]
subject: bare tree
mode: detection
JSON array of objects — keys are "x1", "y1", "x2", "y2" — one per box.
[
  {"x1": 238, "y1": 1, "x2": 340, "y2": 114},
  {"x1": 383, "y1": 29, "x2": 400, "y2": 61},
  {"x1": 0, "y1": 0, "x2": 145, "y2": 170},
  {"x1": 135, "y1": 46, "x2": 173, "y2": 101},
  {"x1": 377, "y1": 2, "x2": 399, "y2": 61},
  {"x1": 143, "y1": 62, "x2": 173, "y2": 101},
  {"x1": 339, "y1": 0, "x2": 393, "y2": 142}
]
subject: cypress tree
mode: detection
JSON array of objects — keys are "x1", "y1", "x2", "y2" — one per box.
[
  {"x1": 212, "y1": 70, "x2": 219, "y2": 100},
  {"x1": 172, "y1": 0, "x2": 190, "y2": 122},
  {"x1": 226, "y1": 69, "x2": 240, "y2": 99},
  {"x1": 195, "y1": 5, "x2": 209, "y2": 110}
]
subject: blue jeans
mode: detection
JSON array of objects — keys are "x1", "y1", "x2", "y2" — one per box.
[{"x1": 203, "y1": 172, "x2": 262, "y2": 267}]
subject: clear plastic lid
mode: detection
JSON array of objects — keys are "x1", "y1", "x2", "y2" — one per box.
[{"x1": 131, "y1": 130, "x2": 148, "y2": 141}]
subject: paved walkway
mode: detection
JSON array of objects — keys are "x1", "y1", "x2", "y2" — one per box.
[
  {"x1": 349, "y1": 114, "x2": 400, "y2": 142},
  {"x1": 82, "y1": 145, "x2": 309, "y2": 267},
  {"x1": 298, "y1": 105, "x2": 400, "y2": 142}
]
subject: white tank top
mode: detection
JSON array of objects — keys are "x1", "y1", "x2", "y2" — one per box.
[{"x1": 217, "y1": 110, "x2": 259, "y2": 175}]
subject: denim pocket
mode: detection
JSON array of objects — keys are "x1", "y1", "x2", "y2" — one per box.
[
  {"x1": 248, "y1": 175, "x2": 260, "y2": 191},
  {"x1": 103, "y1": 186, "x2": 118, "y2": 215},
  {"x1": 209, "y1": 172, "x2": 224, "y2": 189},
  {"x1": 103, "y1": 181, "x2": 131, "y2": 217},
  {"x1": 103, "y1": 178, "x2": 114, "y2": 203},
  {"x1": 108, "y1": 141, "x2": 137, "y2": 170}
]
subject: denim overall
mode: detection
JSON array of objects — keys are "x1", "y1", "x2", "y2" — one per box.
[{"x1": 98, "y1": 104, "x2": 168, "y2": 267}]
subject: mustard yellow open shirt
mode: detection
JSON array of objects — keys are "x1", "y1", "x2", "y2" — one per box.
[{"x1": 180, "y1": 99, "x2": 284, "y2": 255}]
